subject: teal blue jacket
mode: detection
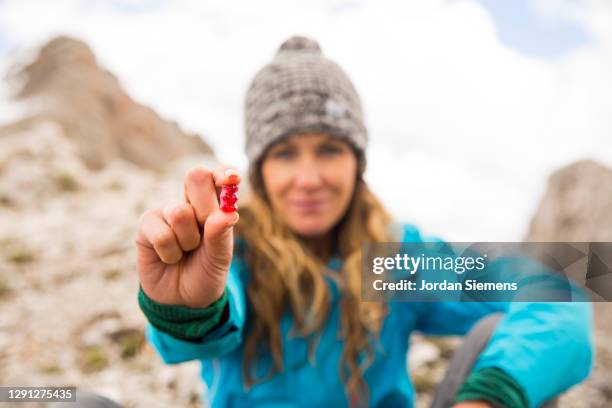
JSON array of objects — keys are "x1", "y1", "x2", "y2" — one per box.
[{"x1": 144, "y1": 223, "x2": 594, "y2": 407}]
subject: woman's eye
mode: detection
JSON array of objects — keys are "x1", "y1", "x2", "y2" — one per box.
[
  {"x1": 272, "y1": 149, "x2": 294, "y2": 159},
  {"x1": 318, "y1": 146, "x2": 342, "y2": 156}
]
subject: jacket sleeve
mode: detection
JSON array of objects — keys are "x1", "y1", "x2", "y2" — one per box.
[
  {"x1": 403, "y1": 223, "x2": 594, "y2": 407},
  {"x1": 144, "y1": 256, "x2": 247, "y2": 364},
  {"x1": 472, "y1": 301, "x2": 594, "y2": 407},
  {"x1": 415, "y1": 300, "x2": 593, "y2": 406}
]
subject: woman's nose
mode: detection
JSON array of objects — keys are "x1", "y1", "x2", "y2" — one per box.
[{"x1": 293, "y1": 161, "x2": 323, "y2": 189}]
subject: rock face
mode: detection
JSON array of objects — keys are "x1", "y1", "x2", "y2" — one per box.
[
  {"x1": 526, "y1": 159, "x2": 612, "y2": 242},
  {"x1": 2, "y1": 35, "x2": 213, "y2": 172},
  {"x1": 526, "y1": 159, "x2": 612, "y2": 408}
]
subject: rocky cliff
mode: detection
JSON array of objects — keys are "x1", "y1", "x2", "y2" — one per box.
[{"x1": 2, "y1": 35, "x2": 212, "y2": 172}]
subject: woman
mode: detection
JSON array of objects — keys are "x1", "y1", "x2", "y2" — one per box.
[{"x1": 135, "y1": 36, "x2": 593, "y2": 408}]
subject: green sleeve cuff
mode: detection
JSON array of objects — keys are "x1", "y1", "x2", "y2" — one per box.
[
  {"x1": 455, "y1": 367, "x2": 529, "y2": 408},
  {"x1": 138, "y1": 286, "x2": 228, "y2": 342}
]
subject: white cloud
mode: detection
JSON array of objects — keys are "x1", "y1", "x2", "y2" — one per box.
[{"x1": 0, "y1": 0, "x2": 610, "y2": 240}]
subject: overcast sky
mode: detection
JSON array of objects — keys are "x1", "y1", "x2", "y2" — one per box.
[{"x1": 1, "y1": 0, "x2": 611, "y2": 241}]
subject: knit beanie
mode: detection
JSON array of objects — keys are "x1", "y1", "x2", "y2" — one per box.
[{"x1": 244, "y1": 35, "x2": 368, "y2": 187}]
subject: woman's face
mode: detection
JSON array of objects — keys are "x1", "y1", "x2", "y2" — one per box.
[{"x1": 261, "y1": 132, "x2": 358, "y2": 238}]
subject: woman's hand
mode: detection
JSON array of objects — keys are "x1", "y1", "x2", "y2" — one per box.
[
  {"x1": 135, "y1": 164, "x2": 240, "y2": 308},
  {"x1": 452, "y1": 402, "x2": 494, "y2": 408}
]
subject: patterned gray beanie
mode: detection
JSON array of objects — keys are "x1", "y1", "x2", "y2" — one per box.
[{"x1": 244, "y1": 35, "x2": 368, "y2": 186}]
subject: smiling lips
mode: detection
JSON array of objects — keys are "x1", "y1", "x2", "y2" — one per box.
[{"x1": 290, "y1": 199, "x2": 326, "y2": 211}]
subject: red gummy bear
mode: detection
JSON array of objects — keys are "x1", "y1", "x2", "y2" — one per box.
[{"x1": 220, "y1": 184, "x2": 239, "y2": 212}]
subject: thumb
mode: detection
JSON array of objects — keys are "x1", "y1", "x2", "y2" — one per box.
[{"x1": 202, "y1": 209, "x2": 239, "y2": 267}]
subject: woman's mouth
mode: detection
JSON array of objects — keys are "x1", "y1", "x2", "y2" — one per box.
[{"x1": 290, "y1": 200, "x2": 326, "y2": 211}]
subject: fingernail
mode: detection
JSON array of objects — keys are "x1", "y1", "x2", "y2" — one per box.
[
  {"x1": 227, "y1": 211, "x2": 239, "y2": 228},
  {"x1": 224, "y1": 168, "x2": 239, "y2": 183}
]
